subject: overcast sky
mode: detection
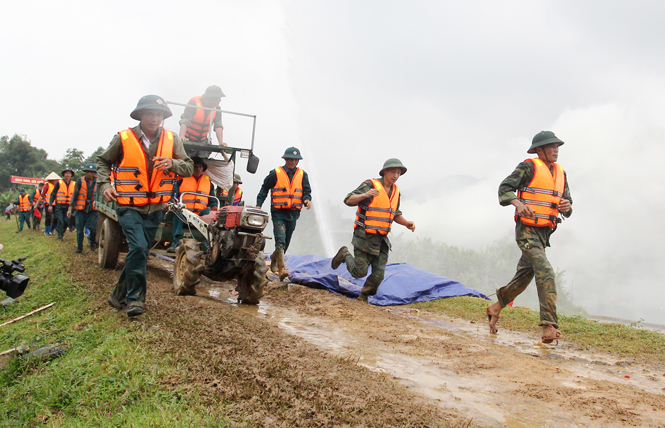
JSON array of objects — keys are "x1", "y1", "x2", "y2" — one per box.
[{"x1": 2, "y1": 0, "x2": 664, "y2": 324}]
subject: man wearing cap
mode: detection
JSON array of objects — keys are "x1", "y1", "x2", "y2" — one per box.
[
  {"x1": 13, "y1": 189, "x2": 33, "y2": 233},
  {"x1": 167, "y1": 156, "x2": 218, "y2": 253},
  {"x1": 31, "y1": 182, "x2": 45, "y2": 231},
  {"x1": 331, "y1": 159, "x2": 416, "y2": 303},
  {"x1": 97, "y1": 94, "x2": 193, "y2": 317},
  {"x1": 67, "y1": 163, "x2": 98, "y2": 254},
  {"x1": 34, "y1": 172, "x2": 61, "y2": 236},
  {"x1": 486, "y1": 131, "x2": 573, "y2": 344},
  {"x1": 49, "y1": 168, "x2": 76, "y2": 241},
  {"x1": 217, "y1": 174, "x2": 244, "y2": 206},
  {"x1": 256, "y1": 147, "x2": 312, "y2": 280},
  {"x1": 179, "y1": 86, "x2": 226, "y2": 146}
]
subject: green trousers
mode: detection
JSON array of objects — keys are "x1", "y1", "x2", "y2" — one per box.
[
  {"x1": 496, "y1": 242, "x2": 558, "y2": 328},
  {"x1": 111, "y1": 208, "x2": 163, "y2": 308},
  {"x1": 343, "y1": 241, "x2": 390, "y2": 296},
  {"x1": 18, "y1": 211, "x2": 31, "y2": 231},
  {"x1": 75, "y1": 210, "x2": 98, "y2": 250}
]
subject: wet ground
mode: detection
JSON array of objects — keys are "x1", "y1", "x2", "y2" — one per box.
[{"x1": 147, "y1": 256, "x2": 665, "y2": 427}]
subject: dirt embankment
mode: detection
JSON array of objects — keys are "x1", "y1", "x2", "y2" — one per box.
[{"x1": 79, "y1": 253, "x2": 665, "y2": 427}]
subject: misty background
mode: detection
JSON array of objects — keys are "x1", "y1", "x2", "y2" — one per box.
[{"x1": 1, "y1": 1, "x2": 664, "y2": 325}]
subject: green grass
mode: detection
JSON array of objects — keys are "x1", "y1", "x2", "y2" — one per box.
[
  {"x1": 0, "y1": 220, "x2": 228, "y2": 427},
  {"x1": 412, "y1": 296, "x2": 665, "y2": 362}
]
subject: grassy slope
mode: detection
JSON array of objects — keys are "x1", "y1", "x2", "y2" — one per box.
[
  {"x1": 412, "y1": 296, "x2": 665, "y2": 363},
  {"x1": 0, "y1": 220, "x2": 227, "y2": 427}
]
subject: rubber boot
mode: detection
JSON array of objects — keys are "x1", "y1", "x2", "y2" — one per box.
[
  {"x1": 276, "y1": 250, "x2": 289, "y2": 281},
  {"x1": 88, "y1": 234, "x2": 98, "y2": 251},
  {"x1": 270, "y1": 251, "x2": 278, "y2": 273},
  {"x1": 75, "y1": 232, "x2": 84, "y2": 253}
]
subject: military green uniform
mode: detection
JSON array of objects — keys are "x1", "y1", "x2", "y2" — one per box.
[
  {"x1": 339, "y1": 178, "x2": 403, "y2": 297},
  {"x1": 97, "y1": 115, "x2": 193, "y2": 315},
  {"x1": 14, "y1": 193, "x2": 33, "y2": 232},
  {"x1": 68, "y1": 174, "x2": 99, "y2": 252},
  {"x1": 496, "y1": 160, "x2": 573, "y2": 328}
]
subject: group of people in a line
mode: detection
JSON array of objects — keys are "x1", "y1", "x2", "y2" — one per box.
[
  {"x1": 69, "y1": 88, "x2": 570, "y2": 345},
  {"x1": 9, "y1": 164, "x2": 100, "y2": 254}
]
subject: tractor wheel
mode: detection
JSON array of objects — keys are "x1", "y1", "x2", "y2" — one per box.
[
  {"x1": 173, "y1": 239, "x2": 205, "y2": 296},
  {"x1": 237, "y1": 251, "x2": 268, "y2": 304},
  {"x1": 98, "y1": 217, "x2": 121, "y2": 269}
]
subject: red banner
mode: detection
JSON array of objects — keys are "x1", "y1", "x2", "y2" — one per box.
[{"x1": 10, "y1": 176, "x2": 44, "y2": 185}]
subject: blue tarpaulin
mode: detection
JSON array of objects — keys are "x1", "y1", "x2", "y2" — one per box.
[{"x1": 279, "y1": 254, "x2": 487, "y2": 306}]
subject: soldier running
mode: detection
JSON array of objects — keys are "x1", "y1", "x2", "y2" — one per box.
[
  {"x1": 486, "y1": 131, "x2": 573, "y2": 344},
  {"x1": 256, "y1": 147, "x2": 312, "y2": 281},
  {"x1": 331, "y1": 159, "x2": 416, "y2": 303}
]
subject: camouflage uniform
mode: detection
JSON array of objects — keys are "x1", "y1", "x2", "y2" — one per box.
[
  {"x1": 496, "y1": 160, "x2": 573, "y2": 328},
  {"x1": 340, "y1": 179, "x2": 402, "y2": 296}
]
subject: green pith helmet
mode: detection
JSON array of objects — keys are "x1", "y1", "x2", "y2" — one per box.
[
  {"x1": 528, "y1": 130, "x2": 565, "y2": 154},
  {"x1": 130, "y1": 94, "x2": 173, "y2": 120},
  {"x1": 379, "y1": 158, "x2": 407, "y2": 176},
  {"x1": 82, "y1": 163, "x2": 97, "y2": 173},
  {"x1": 233, "y1": 174, "x2": 242, "y2": 184},
  {"x1": 191, "y1": 156, "x2": 208, "y2": 171},
  {"x1": 61, "y1": 168, "x2": 74, "y2": 176},
  {"x1": 282, "y1": 147, "x2": 303, "y2": 160},
  {"x1": 202, "y1": 85, "x2": 225, "y2": 98}
]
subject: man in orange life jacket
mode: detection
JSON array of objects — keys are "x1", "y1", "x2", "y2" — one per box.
[
  {"x1": 67, "y1": 163, "x2": 98, "y2": 254},
  {"x1": 256, "y1": 147, "x2": 312, "y2": 280},
  {"x1": 217, "y1": 174, "x2": 244, "y2": 206},
  {"x1": 49, "y1": 168, "x2": 76, "y2": 241},
  {"x1": 97, "y1": 95, "x2": 193, "y2": 317},
  {"x1": 167, "y1": 156, "x2": 218, "y2": 253},
  {"x1": 486, "y1": 131, "x2": 573, "y2": 345},
  {"x1": 179, "y1": 85, "x2": 226, "y2": 146},
  {"x1": 13, "y1": 189, "x2": 33, "y2": 232},
  {"x1": 31, "y1": 182, "x2": 44, "y2": 231},
  {"x1": 331, "y1": 159, "x2": 416, "y2": 303},
  {"x1": 34, "y1": 172, "x2": 61, "y2": 236}
]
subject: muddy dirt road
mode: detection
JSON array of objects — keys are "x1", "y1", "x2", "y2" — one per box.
[{"x1": 92, "y1": 254, "x2": 665, "y2": 427}]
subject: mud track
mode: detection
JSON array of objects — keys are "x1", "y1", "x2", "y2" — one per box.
[{"x1": 80, "y1": 252, "x2": 665, "y2": 427}]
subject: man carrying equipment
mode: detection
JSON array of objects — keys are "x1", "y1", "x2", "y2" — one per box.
[
  {"x1": 167, "y1": 156, "x2": 218, "y2": 253},
  {"x1": 179, "y1": 85, "x2": 226, "y2": 146},
  {"x1": 97, "y1": 95, "x2": 193, "y2": 317},
  {"x1": 68, "y1": 163, "x2": 98, "y2": 254},
  {"x1": 256, "y1": 147, "x2": 312, "y2": 280},
  {"x1": 486, "y1": 131, "x2": 573, "y2": 344},
  {"x1": 331, "y1": 159, "x2": 416, "y2": 303},
  {"x1": 49, "y1": 168, "x2": 76, "y2": 241}
]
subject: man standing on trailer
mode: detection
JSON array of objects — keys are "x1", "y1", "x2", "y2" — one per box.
[
  {"x1": 49, "y1": 168, "x2": 76, "y2": 241},
  {"x1": 256, "y1": 147, "x2": 312, "y2": 281},
  {"x1": 179, "y1": 85, "x2": 226, "y2": 146},
  {"x1": 331, "y1": 159, "x2": 416, "y2": 303},
  {"x1": 67, "y1": 163, "x2": 99, "y2": 254},
  {"x1": 167, "y1": 156, "x2": 218, "y2": 253},
  {"x1": 485, "y1": 131, "x2": 573, "y2": 345},
  {"x1": 97, "y1": 95, "x2": 193, "y2": 318}
]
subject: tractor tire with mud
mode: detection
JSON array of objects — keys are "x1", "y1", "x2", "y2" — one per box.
[
  {"x1": 236, "y1": 251, "x2": 269, "y2": 305},
  {"x1": 98, "y1": 217, "x2": 122, "y2": 269},
  {"x1": 173, "y1": 239, "x2": 205, "y2": 296}
]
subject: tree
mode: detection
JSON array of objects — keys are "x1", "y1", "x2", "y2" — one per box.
[
  {"x1": 84, "y1": 146, "x2": 105, "y2": 166},
  {"x1": 0, "y1": 134, "x2": 60, "y2": 193},
  {"x1": 60, "y1": 148, "x2": 86, "y2": 173}
]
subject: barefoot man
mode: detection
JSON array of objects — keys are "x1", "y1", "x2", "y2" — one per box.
[{"x1": 487, "y1": 131, "x2": 573, "y2": 344}]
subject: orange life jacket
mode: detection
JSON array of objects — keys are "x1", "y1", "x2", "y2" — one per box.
[
  {"x1": 232, "y1": 187, "x2": 242, "y2": 206},
  {"x1": 44, "y1": 182, "x2": 55, "y2": 206},
  {"x1": 75, "y1": 178, "x2": 97, "y2": 211},
  {"x1": 18, "y1": 194, "x2": 31, "y2": 212},
  {"x1": 271, "y1": 167, "x2": 303, "y2": 210},
  {"x1": 179, "y1": 175, "x2": 211, "y2": 214},
  {"x1": 184, "y1": 96, "x2": 219, "y2": 142},
  {"x1": 114, "y1": 128, "x2": 176, "y2": 207},
  {"x1": 354, "y1": 178, "x2": 400, "y2": 235},
  {"x1": 55, "y1": 179, "x2": 76, "y2": 205},
  {"x1": 515, "y1": 158, "x2": 565, "y2": 229}
]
